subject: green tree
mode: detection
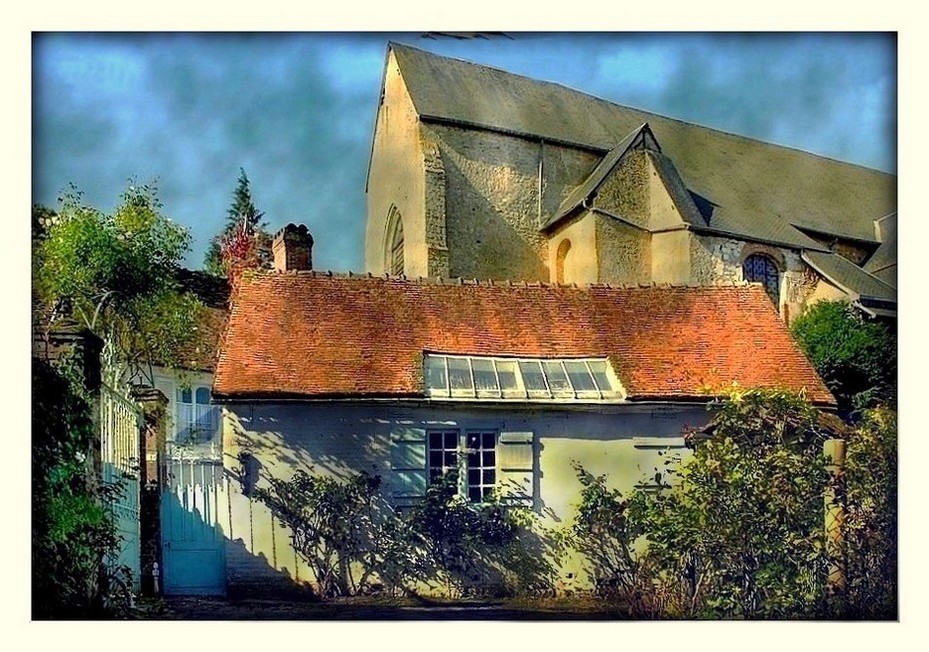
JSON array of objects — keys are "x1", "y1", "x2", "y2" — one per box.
[
  {"x1": 33, "y1": 182, "x2": 205, "y2": 386},
  {"x1": 32, "y1": 359, "x2": 132, "y2": 618},
  {"x1": 203, "y1": 168, "x2": 272, "y2": 275},
  {"x1": 790, "y1": 300, "x2": 896, "y2": 414}
]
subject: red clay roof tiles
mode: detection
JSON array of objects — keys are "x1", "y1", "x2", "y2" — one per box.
[{"x1": 213, "y1": 273, "x2": 835, "y2": 406}]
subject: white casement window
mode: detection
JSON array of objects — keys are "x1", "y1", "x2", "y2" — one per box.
[
  {"x1": 427, "y1": 430, "x2": 498, "y2": 502},
  {"x1": 391, "y1": 427, "x2": 533, "y2": 507},
  {"x1": 175, "y1": 386, "x2": 220, "y2": 444},
  {"x1": 424, "y1": 354, "x2": 625, "y2": 401}
]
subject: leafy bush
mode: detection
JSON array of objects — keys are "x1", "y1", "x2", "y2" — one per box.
[
  {"x1": 405, "y1": 469, "x2": 550, "y2": 597},
  {"x1": 790, "y1": 300, "x2": 896, "y2": 414},
  {"x1": 567, "y1": 388, "x2": 897, "y2": 619},
  {"x1": 32, "y1": 359, "x2": 134, "y2": 619},
  {"x1": 253, "y1": 469, "x2": 402, "y2": 597},
  {"x1": 843, "y1": 407, "x2": 897, "y2": 618}
]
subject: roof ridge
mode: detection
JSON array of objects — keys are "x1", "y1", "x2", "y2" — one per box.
[{"x1": 257, "y1": 269, "x2": 762, "y2": 292}]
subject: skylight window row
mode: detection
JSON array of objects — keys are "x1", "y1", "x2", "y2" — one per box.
[{"x1": 424, "y1": 354, "x2": 624, "y2": 401}]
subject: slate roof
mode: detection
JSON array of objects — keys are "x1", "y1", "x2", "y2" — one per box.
[
  {"x1": 213, "y1": 272, "x2": 834, "y2": 406},
  {"x1": 389, "y1": 42, "x2": 895, "y2": 247},
  {"x1": 864, "y1": 213, "x2": 897, "y2": 287},
  {"x1": 802, "y1": 250, "x2": 897, "y2": 304}
]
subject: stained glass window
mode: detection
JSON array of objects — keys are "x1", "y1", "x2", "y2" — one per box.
[{"x1": 742, "y1": 254, "x2": 780, "y2": 304}]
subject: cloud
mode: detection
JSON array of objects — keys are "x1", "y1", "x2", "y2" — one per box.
[{"x1": 32, "y1": 33, "x2": 896, "y2": 273}]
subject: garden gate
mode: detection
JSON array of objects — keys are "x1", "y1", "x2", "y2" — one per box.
[
  {"x1": 160, "y1": 441, "x2": 226, "y2": 595},
  {"x1": 99, "y1": 383, "x2": 143, "y2": 592}
]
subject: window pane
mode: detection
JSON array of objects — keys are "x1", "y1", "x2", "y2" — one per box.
[
  {"x1": 429, "y1": 451, "x2": 443, "y2": 468},
  {"x1": 519, "y1": 360, "x2": 547, "y2": 391},
  {"x1": 495, "y1": 359, "x2": 518, "y2": 391},
  {"x1": 469, "y1": 487, "x2": 482, "y2": 502},
  {"x1": 482, "y1": 469, "x2": 496, "y2": 484},
  {"x1": 447, "y1": 357, "x2": 473, "y2": 391},
  {"x1": 471, "y1": 358, "x2": 498, "y2": 392},
  {"x1": 481, "y1": 432, "x2": 496, "y2": 449},
  {"x1": 468, "y1": 469, "x2": 480, "y2": 485},
  {"x1": 425, "y1": 356, "x2": 448, "y2": 392},
  {"x1": 467, "y1": 433, "x2": 480, "y2": 448},
  {"x1": 564, "y1": 361, "x2": 596, "y2": 391},
  {"x1": 587, "y1": 360, "x2": 613, "y2": 392},
  {"x1": 482, "y1": 450, "x2": 495, "y2": 466},
  {"x1": 195, "y1": 387, "x2": 211, "y2": 404},
  {"x1": 429, "y1": 432, "x2": 443, "y2": 448},
  {"x1": 444, "y1": 432, "x2": 458, "y2": 448},
  {"x1": 542, "y1": 361, "x2": 572, "y2": 395},
  {"x1": 443, "y1": 452, "x2": 457, "y2": 467},
  {"x1": 468, "y1": 451, "x2": 479, "y2": 466},
  {"x1": 177, "y1": 388, "x2": 192, "y2": 404}
]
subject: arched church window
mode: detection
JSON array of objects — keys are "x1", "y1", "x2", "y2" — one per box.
[
  {"x1": 742, "y1": 254, "x2": 780, "y2": 304},
  {"x1": 386, "y1": 208, "x2": 404, "y2": 276},
  {"x1": 555, "y1": 239, "x2": 572, "y2": 284}
]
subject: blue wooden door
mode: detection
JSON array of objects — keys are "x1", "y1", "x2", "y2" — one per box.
[{"x1": 160, "y1": 456, "x2": 226, "y2": 595}]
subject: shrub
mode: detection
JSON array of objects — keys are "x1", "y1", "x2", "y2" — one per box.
[
  {"x1": 32, "y1": 359, "x2": 134, "y2": 618},
  {"x1": 790, "y1": 300, "x2": 896, "y2": 415}
]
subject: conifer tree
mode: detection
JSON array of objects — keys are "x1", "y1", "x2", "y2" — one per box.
[{"x1": 204, "y1": 168, "x2": 272, "y2": 275}]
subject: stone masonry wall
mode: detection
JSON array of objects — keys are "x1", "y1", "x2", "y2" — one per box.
[
  {"x1": 429, "y1": 122, "x2": 598, "y2": 282},
  {"x1": 590, "y1": 149, "x2": 650, "y2": 228}
]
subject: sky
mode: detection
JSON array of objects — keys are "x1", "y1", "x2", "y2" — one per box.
[{"x1": 31, "y1": 32, "x2": 897, "y2": 272}]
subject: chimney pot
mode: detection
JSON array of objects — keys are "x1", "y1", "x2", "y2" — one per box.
[{"x1": 272, "y1": 223, "x2": 314, "y2": 272}]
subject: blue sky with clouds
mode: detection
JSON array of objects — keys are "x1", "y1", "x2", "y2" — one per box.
[{"x1": 32, "y1": 32, "x2": 896, "y2": 272}]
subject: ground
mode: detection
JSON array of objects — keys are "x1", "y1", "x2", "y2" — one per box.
[{"x1": 138, "y1": 596, "x2": 631, "y2": 620}]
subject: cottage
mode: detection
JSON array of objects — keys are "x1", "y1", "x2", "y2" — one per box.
[
  {"x1": 365, "y1": 43, "x2": 897, "y2": 320},
  {"x1": 200, "y1": 225, "x2": 835, "y2": 596}
]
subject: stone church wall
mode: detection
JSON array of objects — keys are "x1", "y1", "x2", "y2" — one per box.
[{"x1": 427, "y1": 122, "x2": 598, "y2": 282}]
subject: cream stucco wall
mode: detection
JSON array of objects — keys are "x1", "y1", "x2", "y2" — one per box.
[
  {"x1": 548, "y1": 213, "x2": 598, "y2": 285},
  {"x1": 365, "y1": 51, "x2": 429, "y2": 277},
  {"x1": 219, "y1": 401, "x2": 704, "y2": 596},
  {"x1": 651, "y1": 230, "x2": 692, "y2": 285}
]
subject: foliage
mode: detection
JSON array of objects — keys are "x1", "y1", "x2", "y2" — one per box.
[
  {"x1": 32, "y1": 359, "x2": 134, "y2": 618},
  {"x1": 842, "y1": 407, "x2": 897, "y2": 618},
  {"x1": 565, "y1": 462, "x2": 667, "y2": 615},
  {"x1": 643, "y1": 389, "x2": 833, "y2": 618},
  {"x1": 203, "y1": 168, "x2": 272, "y2": 275},
  {"x1": 253, "y1": 469, "x2": 418, "y2": 598},
  {"x1": 790, "y1": 300, "x2": 896, "y2": 414},
  {"x1": 218, "y1": 217, "x2": 272, "y2": 286},
  {"x1": 253, "y1": 465, "x2": 555, "y2": 599},
  {"x1": 33, "y1": 183, "x2": 205, "y2": 384},
  {"x1": 406, "y1": 469, "x2": 552, "y2": 597}
]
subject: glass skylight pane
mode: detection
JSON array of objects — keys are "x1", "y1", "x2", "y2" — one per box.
[
  {"x1": 587, "y1": 360, "x2": 615, "y2": 392},
  {"x1": 495, "y1": 359, "x2": 519, "y2": 392},
  {"x1": 542, "y1": 361, "x2": 572, "y2": 395},
  {"x1": 564, "y1": 361, "x2": 597, "y2": 392},
  {"x1": 471, "y1": 358, "x2": 498, "y2": 392},
  {"x1": 447, "y1": 357, "x2": 473, "y2": 391},
  {"x1": 518, "y1": 361, "x2": 547, "y2": 392},
  {"x1": 425, "y1": 355, "x2": 448, "y2": 392}
]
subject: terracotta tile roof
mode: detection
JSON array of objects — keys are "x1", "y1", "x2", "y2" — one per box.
[{"x1": 214, "y1": 273, "x2": 834, "y2": 406}]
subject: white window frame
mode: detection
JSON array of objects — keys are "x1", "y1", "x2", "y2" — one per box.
[
  {"x1": 427, "y1": 428, "x2": 499, "y2": 502},
  {"x1": 423, "y1": 353, "x2": 625, "y2": 402},
  {"x1": 174, "y1": 384, "x2": 220, "y2": 445}
]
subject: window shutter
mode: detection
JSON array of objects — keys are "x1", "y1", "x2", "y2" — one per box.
[
  {"x1": 496, "y1": 431, "x2": 535, "y2": 507},
  {"x1": 389, "y1": 427, "x2": 427, "y2": 506}
]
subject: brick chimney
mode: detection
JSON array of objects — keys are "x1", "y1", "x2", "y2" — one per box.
[{"x1": 272, "y1": 223, "x2": 313, "y2": 271}]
